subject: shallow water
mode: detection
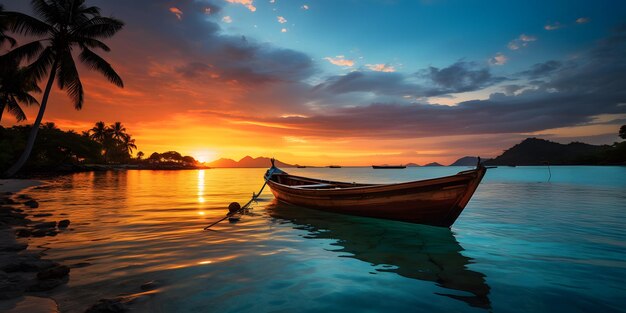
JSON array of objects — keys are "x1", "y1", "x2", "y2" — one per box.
[{"x1": 18, "y1": 166, "x2": 626, "y2": 312}]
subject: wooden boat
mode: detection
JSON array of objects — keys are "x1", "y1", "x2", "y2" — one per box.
[
  {"x1": 372, "y1": 165, "x2": 406, "y2": 169},
  {"x1": 265, "y1": 159, "x2": 487, "y2": 227}
]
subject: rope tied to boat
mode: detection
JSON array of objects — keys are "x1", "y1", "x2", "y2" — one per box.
[{"x1": 203, "y1": 159, "x2": 281, "y2": 230}]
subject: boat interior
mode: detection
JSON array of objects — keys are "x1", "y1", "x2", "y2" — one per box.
[{"x1": 271, "y1": 174, "x2": 374, "y2": 189}]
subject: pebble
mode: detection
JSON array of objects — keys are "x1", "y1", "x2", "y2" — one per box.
[
  {"x1": 23, "y1": 200, "x2": 39, "y2": 208},
  {"x1": 58, "y1": 219, "x2": 70, "y2": 228}
]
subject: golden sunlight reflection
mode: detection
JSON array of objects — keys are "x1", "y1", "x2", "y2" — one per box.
[{"x1": 197, "y1": 170, "x2": 206, "y2": 216}]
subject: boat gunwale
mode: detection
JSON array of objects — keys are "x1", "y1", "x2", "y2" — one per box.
[{"x1": 268, "y1": 167, "x2": 482, "y2": 193}]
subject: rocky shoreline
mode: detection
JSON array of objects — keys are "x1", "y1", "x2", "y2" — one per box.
[
  {"x1": 0, "y1": 188, "x2": 68, "y2": 312},
  {"x1": 0, "y1": 181, "x2": 160, "y2": 312}
]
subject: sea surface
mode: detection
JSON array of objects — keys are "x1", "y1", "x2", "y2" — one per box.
[{"x1": 15, "y1": 166, "x2": 626, "y2": 312}]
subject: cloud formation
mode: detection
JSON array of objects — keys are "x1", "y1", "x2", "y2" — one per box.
[
  {"x1": 324, "y1": 56, "x2": 355, "y2": 67},
  {"x1": 365, "y1": 64, "x2": 396, "y2": 72},
  {"x1": 489, "y1": 53, "x2": 507, "y2": 65},
  {"x1": 508, "y1": 34, "x2": 537, "y2": 50},
  {"x1": 225, "y1": 0, "x2": 256, "y2": 12},
  {"x1": 544, "y1": 22, "x2": 562, "y2": 30},
  {"x1": 576, "y1": 17, "x2": 590, "y2": 24},
  {"x1": 169, "y1": 7, "x2": 183, "y2": 20}
]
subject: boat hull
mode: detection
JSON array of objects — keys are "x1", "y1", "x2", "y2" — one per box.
[{"x1": 267, "y1": 167, "x2": 486, "y2": 227}]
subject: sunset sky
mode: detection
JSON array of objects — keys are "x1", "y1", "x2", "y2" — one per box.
[{"x1": 2, "y1": 0, "x2": 626, "y2": 165}]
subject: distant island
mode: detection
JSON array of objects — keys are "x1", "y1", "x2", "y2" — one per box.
[
  {"x1": 206, "y1": 156, "x2": 294, "y2": 168},
  {"x1": 423, "y1": 162, "x2": 444, "y2": 167},
  {"x1": 483, "y1": 138, "x2": 625, "y2": 166}
]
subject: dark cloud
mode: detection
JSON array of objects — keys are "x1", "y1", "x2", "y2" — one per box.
[
  {"x1": 427, "y1": 61, "x2": 503, "y2": 93},
  {"x1": 519, "y1": 60, "x2": 562, "y2": 79},
  {"x1": 240, "y1": 26, "x2": 626, "y2": 139},
  {"x1": 85, "y1": 0, "x2": 315, "y2": 85},
  {"x1": 314, "y1": 61, "x2": 504, "y2": 99},
  {"x1": 313, "y1": 71, "x2": 417, "y2": 95}
]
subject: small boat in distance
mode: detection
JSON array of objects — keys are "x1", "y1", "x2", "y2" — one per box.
[
  {"x1": 265, "y1": 158, "x2": 487, "y2": 227},
  {"x1": 328, "y1": 165, "x2": 341, "y2": 168},
  {"x1": 372, "y1": 165, "x2": 406, "y2": 169}
]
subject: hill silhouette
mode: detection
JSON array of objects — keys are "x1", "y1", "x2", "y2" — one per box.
[
  {"x1": 423, "y1": 162, "x2": 443, "y2": 167},
  {"x1": 449, "y1": 156, "x2": 491, "y2": 166},
  {"x1": 485, "y1": 138, "x2": 614, "y2": 165},
  {"x1": 207, "y1": 156, "x2": 294, "y2": 168}
]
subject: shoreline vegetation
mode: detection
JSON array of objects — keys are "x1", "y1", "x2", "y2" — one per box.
[{"x1": 0, "y1": 122, "x2": 207, "y2": 177}]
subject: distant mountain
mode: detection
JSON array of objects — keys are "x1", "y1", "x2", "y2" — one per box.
[
  {"x1": 449, "y1": 156, "x2": 491, "y2": 166},
  {"x1": 406, "y1": 163, "x2": 420, "y2": 167},
  {"x1": 207, "y1": 156, "x2": 294, "y2": 168},
  {"x1": 485, "y1": 138, "x2": 614, "y2": 165},
  {"x1": 423, "y1": 162, "x2": 443, "y2": 167}
]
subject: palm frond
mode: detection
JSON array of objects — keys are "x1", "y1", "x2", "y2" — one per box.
[
  {"x1": 7, "y1": 97, "x2": 28, "y2": 122},
  {"x1": 79, "y1": 37, "x2": 110, "y2": 51},
  {"x1": 26, "y1": 46, "x2": 55, "y2": 82},
  {"x1": 2, "y1": 40, "x2": 44, "y2": 63},
  {"x1": 31, "y1": 0, "x2": 62, "y2": 25},
  {"x1": 79, "y1": 47, "x2": 123, "y2": 87},
  {"x1": 4, "y1": 11, "x2": 52, "y2": 36},
  {"x1": 73, "y1": 16, "x2": 124, "y2": 39},
  {"x1": 57, "y1": 51, "x2": 84, "y2": 109}
]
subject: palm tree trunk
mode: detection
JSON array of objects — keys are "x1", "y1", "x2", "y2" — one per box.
[{"x1": 4, "y1": 60, "x2": 58, "y2": 177}]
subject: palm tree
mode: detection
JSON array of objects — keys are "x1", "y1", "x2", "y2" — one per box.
[
  {"x1": 110, "y1": 121, "x2": 127, "y2": 141},
  {"x1": 120, "y1": 134, "x2": 137, "y2": 156},
  {"x1": 0, "y1": 59, "x2": 41, "y2": 122},
  {"x1": 0, "y1": 4, "x2": 17, "y2": 48},
  {"x1": 136, "y1": 151, "x2": 144, "y2": 160},
  {"x1": 3, "y1": 0, "x2": 124, "y2": 177},
  {"x1": 89, "y1": 121, "x2": 109, "y2": 143}
]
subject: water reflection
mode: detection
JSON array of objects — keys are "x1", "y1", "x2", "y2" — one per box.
[{"x1": 267, "y1": 201, "x2": 491, "y2": 309}]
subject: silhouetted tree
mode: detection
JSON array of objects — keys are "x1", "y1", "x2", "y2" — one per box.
[
  {"x1": 3, "y1": 0, "x2": 124, "y2": 177},
  {"x1": 110, "y1": 121, "x2": 128, "y2": 141},
  {"x1": 0, "y1": 59, "x2": 40, "y2": 122},
  {"x1": 136, "y1": 151, "x2": 144, "y2": 160},
  {"x1": 620, "y1": 125, "x2": 626, "y2": 140}
]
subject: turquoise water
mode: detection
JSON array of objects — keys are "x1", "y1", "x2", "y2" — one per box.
[{"x1": 17, "y1": 166, "x2": 626, "y2": 312}]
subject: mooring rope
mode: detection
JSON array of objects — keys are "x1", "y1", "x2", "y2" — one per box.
[{"x1": 203, "y1": 166, "x2": 277, "y2": 230}]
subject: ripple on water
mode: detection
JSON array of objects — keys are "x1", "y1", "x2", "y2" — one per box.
[{"x1": 19, "y1": 167, "x2": 626, "y2": 313}]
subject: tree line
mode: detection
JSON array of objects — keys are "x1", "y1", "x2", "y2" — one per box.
[
  {"x1": 0, "y1": 121, "x2": 199, "y2": 173},
  {"x1": 0, "y1": 1, "x2": 124, "y2": 177}
]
